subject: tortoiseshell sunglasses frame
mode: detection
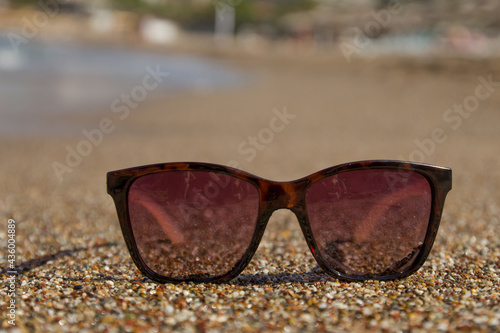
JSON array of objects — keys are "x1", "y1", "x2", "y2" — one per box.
[{"x1": 107, "y1": 160, "x2": 452, "y2": 284}]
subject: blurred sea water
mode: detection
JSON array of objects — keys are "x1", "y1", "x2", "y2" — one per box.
[{"x1": 0, "y1": 36, "x2": 247, "y2": 136}]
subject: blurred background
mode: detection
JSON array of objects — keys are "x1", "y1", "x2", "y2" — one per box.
[
  {"x1": 1, "y1": 0, "x2": 500, "y2": 135},
  {"x1": 1, "y1": 0, "x2": 500, "y2": 134},
  {"x1": 0, "y1": 0, "x2": 499, "y2": 155}
]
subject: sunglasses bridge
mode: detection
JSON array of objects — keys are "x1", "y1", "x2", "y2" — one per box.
[{"x1": 259, "y1": 180, "x2": 309, "y2": 212}]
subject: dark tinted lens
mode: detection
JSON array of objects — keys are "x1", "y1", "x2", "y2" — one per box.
[
  {"x1": 306, "y1": 169, "x2": 432, "y2": 277},
  {"x1": 128, "y1": 171, "x2": 260, "y2": 280}
]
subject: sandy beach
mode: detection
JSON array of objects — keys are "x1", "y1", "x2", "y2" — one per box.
[{"x1": 1, "y1": 41, "x2": 499, "y2": 332}]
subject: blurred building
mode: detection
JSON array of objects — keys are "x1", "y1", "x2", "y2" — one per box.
[
  {"x1": 0, "y1": 0, "x2": 499, "y2": 54},
  {"x1": 272, "y1": 0, "x2": 500, "y2": 55}
]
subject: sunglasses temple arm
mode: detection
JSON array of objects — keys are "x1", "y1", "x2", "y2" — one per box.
[
  {"x1": 354, "y1": 183, "x2": 431, "y2": 243},
  {"x1": 129, "y1": 192, "x2": 186, "y2": 244}
]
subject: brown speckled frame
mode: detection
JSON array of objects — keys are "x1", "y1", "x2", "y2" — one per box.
[{"x1": 107, "y1": 160, "x2": 452, "y2": 284}]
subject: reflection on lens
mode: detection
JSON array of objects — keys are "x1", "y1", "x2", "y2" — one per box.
[
  {"x1": 306, "y1": 169, "x2": 432, "y2": 277},
  {"x1": 128, "y1": 171, "x2": 260, "y2": 280}
]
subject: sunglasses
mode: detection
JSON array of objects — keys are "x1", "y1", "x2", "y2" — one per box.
[{"x1": 107, "y1": 160, "x2": 452, "y2": 283}]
